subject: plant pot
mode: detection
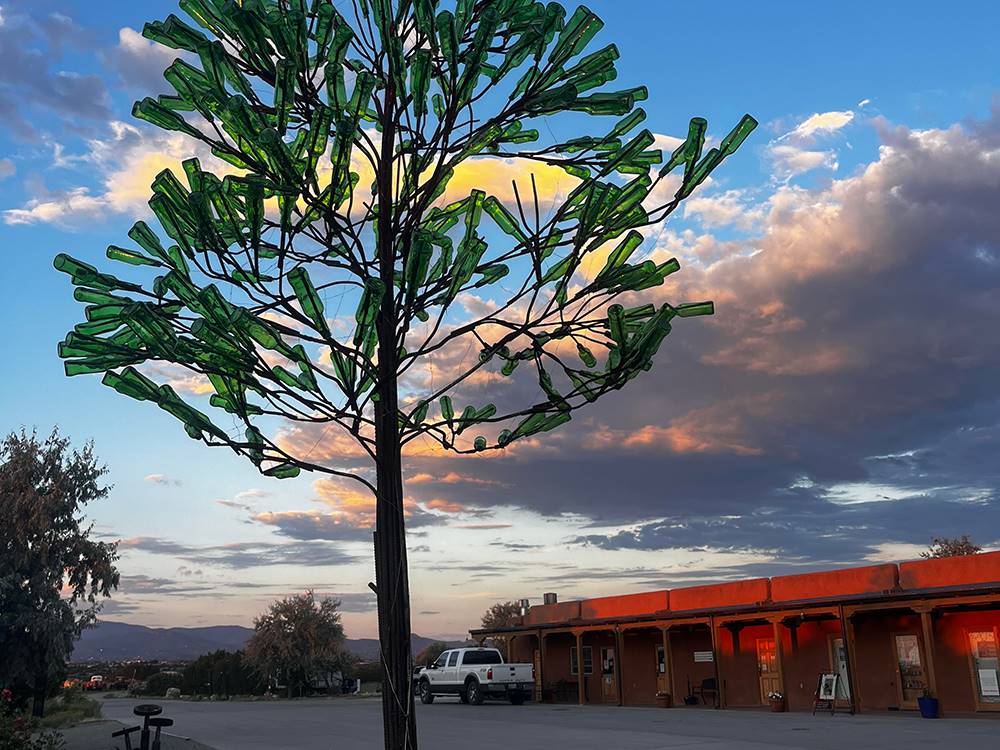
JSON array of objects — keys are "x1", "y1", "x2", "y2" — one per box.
[
  {"x1": 769, "y1": 697, "x2": 786, "y2": 713},
  {"x1": 917, "y1": 696, "x2": 939, "y2": 719},
  {"x1": 655, "y1": 692, "x2": 672, "y2": 708}
]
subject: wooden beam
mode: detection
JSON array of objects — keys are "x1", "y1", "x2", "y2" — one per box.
[
  {"x1": 843, "y1": 611, "x2": 863, "y2": 713},
  {"x1": 918, "y1": 607, "x2": 939, "y2": 700},
  {"x1": 575, "y1": 631, "x2": 585, "y2": 705},
  {"x1": 710, "y1": 616, "x2": 724, "y2": 709},
  {"x1": 615, "y1": 627, "x2": 624, "y2": 707},
  {"x1": 661, "y1": 626, "x2": 674, "y2": 702}
]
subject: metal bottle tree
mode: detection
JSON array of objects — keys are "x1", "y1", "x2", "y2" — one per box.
[{"x1": 55, "y1": 1, "x2": 755, "y2": 747}]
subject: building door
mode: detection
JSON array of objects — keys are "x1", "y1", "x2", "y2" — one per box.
[
  {"x1": 600, "y1": 647, "x2": 617, "y2": 702},
  {"x1": 756, "y1": 638, "x2": 780, "y2": 703},
  {"x1": 892, "y1": 632, "x2": 928, "y2": 709},
  {"x1": 831, "y1": 637, "x2": 852, "y2": 703},
  {"x1": 656, "y1": 645, "x2": 669, "y2": 694}
]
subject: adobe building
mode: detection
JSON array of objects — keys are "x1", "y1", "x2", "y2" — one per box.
[{"x1": 470, "y1": 552, "x2": 1000, "y2": 715}]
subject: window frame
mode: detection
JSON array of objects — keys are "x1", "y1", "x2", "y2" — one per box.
[{"x1": 570, "y1": 645, "x2": 594, "y2": 676}]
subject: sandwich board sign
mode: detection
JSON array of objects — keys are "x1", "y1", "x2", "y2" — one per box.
[{"x1": 813, "y1": 673, "x2": 839, "y2": 715}]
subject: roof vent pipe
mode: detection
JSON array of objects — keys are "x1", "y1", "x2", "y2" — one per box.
[
  {"x1": 543, "y1": 592, "x2": 558, "y2": 605},
  {"x1": 519, "y1": 599, "x2": 531, "y2": 615}
]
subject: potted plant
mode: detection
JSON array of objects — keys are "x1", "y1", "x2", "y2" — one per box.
[
  {"x1": 917, "y1": 688, "x2": 939, "y2": 719},
  {"x1": 768, "y1": 691, "x2": 786, "y2": 712},
  {"x1": 655, "y1": 691, "x2": 672, "y2": 708}
]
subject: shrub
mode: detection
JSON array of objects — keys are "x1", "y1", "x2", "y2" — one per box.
[
  {"x1": 144, "y1": 672, "x2": 184, "y2": 696},
  {"x1": 1, "y1": 689, "x2": 65, "y2": 750}
]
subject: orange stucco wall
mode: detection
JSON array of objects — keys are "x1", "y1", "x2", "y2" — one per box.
[
  {"x1": 771, "y1": 564, "x2": 898, "y2": 603},
  {"x1": 580, "y1": 590, "x2": 669, "y2": 621},
  {"x1": 524, "y1": 600, "x2": 581, "y2": 625},
  {"x1": 620, "y1": 629, "x2": 659, "y2": 706},
  {"x1": 899, "y1": 550, "x2": 1000, "y2": 591},
  {"x1": 670, "y1": 578, "x2": 771, "y2": 613},
  {"x1": 667, "y1": 627, "x2": 716, "y2": 703}
]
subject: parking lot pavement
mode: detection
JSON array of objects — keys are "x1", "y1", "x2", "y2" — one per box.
[{"x1": 100, "y1": 697, "x2": 1000, "y2": 750}]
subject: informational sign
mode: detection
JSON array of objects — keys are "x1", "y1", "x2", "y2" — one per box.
[
  {"x1": 694, "y1": 651, "x2": 714, "y2": 663},
  {"x1": 979, "y1": 669, "x2": 1000, "y2": 697},
  {"x1": 818, "y1": 673, "x2": 838, "y2": 701}
]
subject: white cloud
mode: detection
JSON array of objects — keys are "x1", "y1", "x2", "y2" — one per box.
[
  {"x1": 767, "y1": 144, "x2": 839, "y2": 179},
  {"x1": 3, "y1": 122, "x2": 232, "y2": 227},
  {"x1": 682, "y1": 189, "x2": 765, "y2": 230},
  {"x1": 783, "y1": 110, "x2": 855, "y2": 141},
  {"x1": 145, "y1": 474, "x2": 182, "y2": 486}
]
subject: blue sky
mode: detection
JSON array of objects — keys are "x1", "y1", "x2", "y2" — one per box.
[{"x1": 1, "y1": 0, "x2": 999, "y2": 639}]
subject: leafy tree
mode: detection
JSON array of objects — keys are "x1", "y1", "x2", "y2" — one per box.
[
  {"x1": 244, "y1": 591, "x2": 347, "y2": 698},
  {"x1": 921, "y1": 535, "x2": 982, "y2": 559},
  {"x1": 0, "y1": 430, "x2": 118, "y2": 717},
  {"x1": 183, "y1": 650, "x2": 264, "y2": 697},
  {"x1": 480, "y1": 600, "x2": 522, "y2": 652},
  {"x1": 413, "y1": 641, "x2": 449, "y2": 667},
  {"x1": 53, "y1": 1, "x2": 754, "y2": 746}
]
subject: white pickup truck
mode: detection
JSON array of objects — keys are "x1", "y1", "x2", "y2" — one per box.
[{"x1": 416, "y1": 647, "x2": 534, "y2": 705}]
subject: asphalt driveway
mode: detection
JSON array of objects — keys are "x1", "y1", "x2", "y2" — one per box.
[{"x1": 99, "y1": 697, "x2": 1000, "y2": 750}]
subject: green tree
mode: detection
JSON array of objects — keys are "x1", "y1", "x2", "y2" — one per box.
[
  {"x1": 0, "y1": 430, "x2": 119, "y2": 717},
  {"x1": 182, "y1": 650, "x2": 263, "y2": 697},
  {"x1": 480, "y1": 600, "x2": 522, "y2": 653},
  {"x1": 53, "y1": 2, "x2": 754, "y2": 746},
  {"x1": 921, "y1": 536, "x2": 982, "y2": 558},
  {"x1": 244, "y1": 591, "x2": 347, "y2": 698},
  {"x1": 413, "y1": 641, "x2": 449, "y2": 667}
]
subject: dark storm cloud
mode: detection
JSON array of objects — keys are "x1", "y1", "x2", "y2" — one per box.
[
  {"x1": 0, "y1": 7, "x2": 110, "y2": 133},
  {"x1": 119, "y1": 535, "x2": 357, "y2": 569},
  {"x1": 403, "y1": 106, "x2": 1000, "y2": 563},
  {"x1": 251, "y1": 504, "x2": 446, "y2": 542}
]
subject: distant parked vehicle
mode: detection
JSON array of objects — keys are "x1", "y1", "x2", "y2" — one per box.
[
  {"x1": 83, "y1": 675, "x2": 105, "y2": 691},
  {"x1": 416, "y1": 648, "x2": 533, "y2": 706}
]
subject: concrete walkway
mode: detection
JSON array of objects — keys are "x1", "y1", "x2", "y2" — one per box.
[
  {"x1": 60, "y1": 719, "x2": 216, "y2": 750},
  {"x1": 99, "y1": 697, "x2": 1000, "y2": 750}
]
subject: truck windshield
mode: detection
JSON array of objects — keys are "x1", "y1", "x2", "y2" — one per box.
[{"x1": 461, "y1": 649, "x2": 503, "y2": 665}]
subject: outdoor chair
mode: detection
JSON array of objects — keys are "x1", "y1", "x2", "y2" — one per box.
[
  {"x1": 691, "y1": 677, "x2": 718, "y2": 705},
  {"x1": 111, "y1": 725, "x2": 142, "y2": 750}
]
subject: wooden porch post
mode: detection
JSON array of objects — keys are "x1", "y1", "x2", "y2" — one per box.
[
  {"x1": 537, "y1": 630, "x2": 545, "y2": 703},
  {"x1": 575, "y1": 630, "x2": 585, "y2": 705},
  {"x1": 505, "y1": 634, "x2": 513, "y2": 663},
  {"x1": 661, "y1": 626, "x2": 674, "y2": 700},
  {"x1": 843, "y1": 609, "x2": 863, "y2": 713},
  {"x1": 709, "y1": 617, "x2": 724, "y2": 708},
  {"x1": 615, "y1": 627, "x2": 624, "y2": 707},
  {"x1": 917, "y1": 607, "x2": 939, "y2": 700}
]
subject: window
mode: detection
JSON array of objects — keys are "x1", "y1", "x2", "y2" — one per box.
[
  {"x1": 433, "y1": 652, "x2": 449, "y2": 669},
  {"x1": 968, "y1": 631, "x2": 1000, "y2": 704},
  {"x1": 447, "y1": 651, "x2": 459, "y2": 667},
  {"x1": 461, "y1": 649, "x2": 502, "y2": 665},
  {"x1": 570, "y1": 646, "x2": 593, "y2": 675}
]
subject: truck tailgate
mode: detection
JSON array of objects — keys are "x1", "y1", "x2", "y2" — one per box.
[{"x1": 490, "y1": 664, "x2": 533, "y2": 683}]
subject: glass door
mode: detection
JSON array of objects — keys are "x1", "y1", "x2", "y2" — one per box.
[
  {"x1": 968, "y1": 630, "x2": 1000, "y2": 709},
  {"x1": 893, "y1": 633, "x2": 927, "y2": 708}
]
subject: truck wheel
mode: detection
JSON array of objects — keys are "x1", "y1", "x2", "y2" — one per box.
[
  {"x1": 510, "y1": 694, "x2": 525, "y2": 706},
  {"x1": 466, "y1": 678, "x2": 484, "y2": 705},
  {"x1": 419, "y1": 679, "x2": 434, "y2": 705},
  {"x1": 459, "y1": 690, "x2": 469, "y2": 704}
]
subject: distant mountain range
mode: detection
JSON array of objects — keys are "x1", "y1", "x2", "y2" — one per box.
[{"x1": 71, "y1": 621, "x2": 464, "y2": 663}]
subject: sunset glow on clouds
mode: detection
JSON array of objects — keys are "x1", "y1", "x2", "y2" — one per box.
[{"x1": 1, "y1": 0, "x2": 999, "y2": 639}]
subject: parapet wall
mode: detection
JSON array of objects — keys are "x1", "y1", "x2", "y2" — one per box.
[{"x1": 507, "y1": 553, "x2": 1000, "y2": 629}]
